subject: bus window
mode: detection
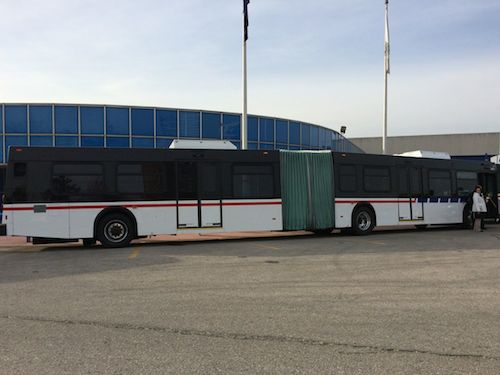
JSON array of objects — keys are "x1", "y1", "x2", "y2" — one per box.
[
  {"x1": 429, "y1": 170, "x2": 451, "y2": 196},
  {"x1": 363, "y1": 167, "x2": 391, "y2": 192},
  {"x1": 338, "y1": 165, "x2": 357, "y2": 192},
  {"x1": 199, "y1": 162, "x2": 220, "y2": 199},
  {"x1": 456, "y1": 171, "x2": 477, "y2": 197},
  {"x1": 117, "y1": 163, "x2": 167, "y2": 200},
  {"x1": 410, "y1": 168, "x2": 423, "y2": 196},
  {"x1": 177, "y1": 162, "x2": 197, "y2": 200},
  {"x1": 51, "y1": 163, "x2": 104, "y2": 201},
  {"x1": 232, "y1": 164, "x2": 274, "y2": 198}
]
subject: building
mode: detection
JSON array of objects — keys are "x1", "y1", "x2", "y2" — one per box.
[
  {"x1": 351, "y1": 133, "x2": 500, "y2": 160},
  {"x1": 0, "y1": 103, "x2": 363, "y2": 164}
]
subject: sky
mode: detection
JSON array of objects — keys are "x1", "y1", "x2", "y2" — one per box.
[{"x1": 1, "y1": 0, "x2": 499, "y2": 138}]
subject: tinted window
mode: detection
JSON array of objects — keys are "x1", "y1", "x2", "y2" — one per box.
[
  {"x1": 199, "y1": 163, "x2": 220, "y2": 199},
  {"x1": 289, "y1": 121, "x2": 300, "y2": 145},
  {"x1": 363, "y1": 167, "x2": 390, "y2": 192},
  {"x1": 222, "y1": 114, "x2": 240, "y2": 140},
  {"x1": 81, "y1": 136, "x2": 104, "y2": 147},
  {"x1": 232, "y1": 164, "x2": 274, "y2": 198},
  {"x1": 177, "y1": 162, "x2": 197, "y2": 199},
  {"x1": 117, "y1": 163, "x2": 170, "y2": 199},
  {"x1": 429, "y1": 170, "x2": 451, "y2": 196},
  {"x1": 259, "y1": 118, "x2": 274, "y2": 142},
  {"x1": 80, "y1": 106, "x2": 104, "y2": 134},
  {"x1": 107, "y1": 107, "x2": 129, "y2": 135},
  {"x1": 51, "y1": 163, "x2": 104, "y2": 200},
  {"x1": 179, "y1": 111, "x2": 200, "y2": 138},
  {"x1": 457, "y1": 171, "x2": 477, "y2": 196},
  {"x1": 202, "y1": 112, "x2": 221, "y2": 139},
  {"x1": 156, "y1": 110, "x2": 177, "y2": 137},
  {"x1": 310, "y1": 126, "x2": 319, "y2": 147},
  {"x1": 29, "y1": 105, "x2": 52, "y2": 134},
  {"x1": 131, "y1": 108, "x2": 154, "y2": 136},
  {"x1": 276, "y1": 120, "x2": 288, "y2": 143},
  {"x1": 247, "y1": 116, "x2": 258, "y2": 142},
  {"x1": 54, "y1": 106, "x2": 78, "y2": 134},
  {"x1": 5, "y1": 105, "x2": 27, "y2": 133},
  {"x1": 339, "y1": 165, "x2": 357, "y2": 192},
  {"x1": 301, "y1": 124, "x2": 310, "y2": 147}
]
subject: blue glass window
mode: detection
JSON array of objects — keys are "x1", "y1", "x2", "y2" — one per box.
[
  {"x1": 248, "y1": 142, "x2": 258, "y2": 150},
  {"x1": 276, "y1": 120, "x2": 288, "y2": 144},
  {"x1": 29, "y1": 106, "x2": 52, "y2": 134},
  {"x1": 56, "y1": 136, "x2": 78, "y2": 147},
  {"x1": 318, "y1": 128, "x2": 325, "y2": 148},
  {"x1": 131, "y1": 108, "x2": 154, "y2": 136},
  {"x1": 260, "y1": 143, "x2": 274, "y2": 150},
  {"x1": 179, "y1": 111, "x2": 200, "y2": 138},
  {"x1": 248, "y1": 116, "x2": 258, "y2": 141},
  {"x1": 0, "y1": 106, "x2": 2, "y2": 133},
  {"x1": 81, "y1": 136, "x2": 104, "y2": 147},
  {"x1": 222, "y1": 114, "x2": 240, "y2": 140},
  {"x1": 55, "y1": 106, "x2": 77, "y2": 134},
  {"x1": 30, "y1": 136, "x2": 53, "y2": 146},
  {"x1": 289, "y1": 145, "x2": 300, "y2": 150},
  {"x1": 107, "y1": 137, "x2": 129, "y2": 148},
  {"x1": 231, "y1": 141, "x2": 241, "y2": 149},
  {"x1": 259, "y1": 118, "x2": 274, "y2": 143},
  {"x1": 6, "y1": 135, "x2": 28, "y2": 149},
  {"x1": 156, "y1": 138, "x2": 173, "y2": 148},
  {"x1": 289, "y1": 121, "x2": 300, "y2": 145},
  {"x1": 132, "y1": 137, "x2": 154, "y2": 148},
  {"x1": 0, "y1": 135, "x2": 3, "y2": 164},
  {"x1": 301, "y1": 124, "x2": 310, "y2": 146},
  {"x1": 5, "y1": 105, "x2": 27, "y2": 133},
  {"x1": 276, "y1": 144, "x2": 288, "y2": 150},
  {"x1": 81, "y1": 107, "x2": 104, "y2": 134},
  {"x1": 202, "y1": 112, "x2": 221, "y2": 139},
  {"x1": 311, "y1": 126, "x2": 319, "y2": 147},
  {"x1": 156, "y1": 110, "x2": 177, "y2": 137},
  {"x1": 106, "y1": 107, "x2": 129, "y2": 135}
]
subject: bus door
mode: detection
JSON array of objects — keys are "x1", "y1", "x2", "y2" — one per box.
[
  {"x1": 397, "y1": 166, "x2": 424, "y2": 221},
  {"x1": 410, "y1": 167, "x2": 424, "y2": 220},
  {"x1": 176, "y1": 161, "x2": 222, "y2": 229},
  {"x1": 479, "y1": 172, "x2": 498, "y2": 219}
]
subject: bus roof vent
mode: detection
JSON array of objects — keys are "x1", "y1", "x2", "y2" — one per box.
[
  {"x1": 169, "y1": 140, "x2": 237, "y2": 150},
  {"x1": 394, "y1": 150, "x2": 451, "y2": 160}
]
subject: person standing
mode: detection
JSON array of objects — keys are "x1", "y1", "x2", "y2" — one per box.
[{"x1": 472, "y1": 185, "x2": 487, "y2": 232}]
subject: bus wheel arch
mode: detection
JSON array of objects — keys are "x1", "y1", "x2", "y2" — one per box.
[
  {"x1": 351, "y1": 203, "x2": 376, "y2": 235},
  {"x1": 94, "y1": 208, "x2": 137, "y2": 248}
]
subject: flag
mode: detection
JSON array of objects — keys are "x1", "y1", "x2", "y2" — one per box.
[
  {"x1": 384, "y1": 0, "x2": 390, "y2": 74},
  {"x1": 243, "y1": 0, "x2": 250, "y2": 41}
]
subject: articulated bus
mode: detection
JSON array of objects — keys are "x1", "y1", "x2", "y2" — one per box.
[{"x1": 2, "y1": 147, "x2": 499, "y2": 247}]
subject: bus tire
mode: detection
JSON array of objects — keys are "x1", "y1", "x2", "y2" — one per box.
[
  {"x1": 352, "y1": 206, "x2": 375, "y2": 235},
  {"x1": 462, "y1": 205, "x2": 473, "y2": 229},
  {"x1": 97, "y1": 213, "x2": 134, "y2": 248}
]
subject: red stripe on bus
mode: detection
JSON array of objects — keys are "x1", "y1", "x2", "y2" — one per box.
[
  {"x1": 3, "y1": 201, "x2": 282, "y2": 211},
  {"x1": 335, "y1": 199, "x2": 416, "y2": 204}
]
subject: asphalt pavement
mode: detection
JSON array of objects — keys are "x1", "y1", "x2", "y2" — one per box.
[{"x1": 1, "y1": 225, "x2": 499, "y2": 374}]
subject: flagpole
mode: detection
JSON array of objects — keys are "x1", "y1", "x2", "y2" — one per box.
[
  {"x1": 382, "y1": 0, "x2": 390, "y2": 155},
  {"x1": 241, "y1": 1, "x2": 249, "y2": 150}
]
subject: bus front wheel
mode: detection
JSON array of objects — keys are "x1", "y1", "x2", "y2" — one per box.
[
  {"x1": 97, "y1": 213, "x2": 134, "y2": 248},
  {"x1": 352, "y1": 206, "x2": 375, "y2": 235}
]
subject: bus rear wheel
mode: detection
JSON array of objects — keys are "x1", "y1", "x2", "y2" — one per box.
[
  {"x1": 352, "y1": 206, "x2": 375, "y2": 235},
  {"x1": 97, "y1": 213, "x2": 134, "y2": 248}
]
